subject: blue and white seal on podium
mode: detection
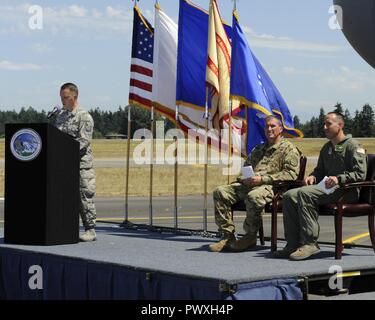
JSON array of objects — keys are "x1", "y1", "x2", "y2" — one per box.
[{"x1": 10, "y1": 129, "x2": 42, "y2": 161}]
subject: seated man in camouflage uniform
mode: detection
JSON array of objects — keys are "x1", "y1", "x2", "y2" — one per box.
[
  {"x1": 54, "y1": 83, "x2": 97, "y2": 242},
  {"x1": 209, "y1": 115, "x2": 301, "y2": 252},
  {"x1": 277, "y1": 112, "x2": 367, "y2": 260}
]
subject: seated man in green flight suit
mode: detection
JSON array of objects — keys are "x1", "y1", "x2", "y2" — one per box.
[{"x1": 276, "y1": 111, "x2": 367, "y2": 260}]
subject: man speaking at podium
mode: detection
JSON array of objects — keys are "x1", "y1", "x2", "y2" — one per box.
[{"x1": 54, "y1": 83, "x2": 97, "y2": 242}]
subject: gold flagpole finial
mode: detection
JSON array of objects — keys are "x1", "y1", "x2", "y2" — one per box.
[
  {"x1": 132, "y1": 0, "x2": 140, "y2": 8},
  {"x1": 155, "y1": 0, "x2": 161, "y2": 10}
]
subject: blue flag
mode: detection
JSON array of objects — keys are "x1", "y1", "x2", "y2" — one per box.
[
  {"x1": 176, "y1": 0, "x2": 231, "y2": 110},
  {"x1": 254, "y1": 56, "x2": 303, "y2": 138},
  {"x1": 176, "y1": 0, "x2": 207, "y2": 109},
  {"x1": 230, "y1": 11, "x2": 303, "y2": 154}
]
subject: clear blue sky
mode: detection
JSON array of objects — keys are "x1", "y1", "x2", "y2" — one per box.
[{"x1": 1, "y1": 0, "x2": 374, "y2": 121}]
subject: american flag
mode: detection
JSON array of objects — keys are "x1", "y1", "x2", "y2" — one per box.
[{"x1": 129, "y1": 7, "x2": 154, "y2": 109}]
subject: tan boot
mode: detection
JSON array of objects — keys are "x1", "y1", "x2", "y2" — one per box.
[
  {"x1": 79, "y1": 229, "x2": 97, "y2": 242},
  {"x1": 289, "y1": 244, "x2": 320, "y2": 261},
  {"x1": 209, "y1": 233, "x2": 236, "y2": 252},
  {"x1": 230, "y1": 233, "x2": 257, "y2": 252}
]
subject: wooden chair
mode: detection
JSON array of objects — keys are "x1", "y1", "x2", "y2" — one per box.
[
  {"x1": 231, "y1": 155, "x2": 307, "y2": 251},
  {"x1": 319, "y1": 154, "x2": 375, "y2": 259}
]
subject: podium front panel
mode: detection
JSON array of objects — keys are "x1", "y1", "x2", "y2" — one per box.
[{"x1": 4, "y1": 123, "x2": 79, "y2": 245}]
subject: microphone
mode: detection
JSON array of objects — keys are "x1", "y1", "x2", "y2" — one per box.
[{"x1": 47, "y1": 105, "x2": 61, "y2": 119}]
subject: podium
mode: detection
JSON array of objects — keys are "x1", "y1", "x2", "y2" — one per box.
[{"x1": 4, "y1": 123, "x2": 80, "y2": 245}]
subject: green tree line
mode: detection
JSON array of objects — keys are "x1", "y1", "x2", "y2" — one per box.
[
  {"x1": 293, "y1": 103, "x2": 375, "y2": 137},
  {"x1": 0, "y1": 102, "x2": 374, "y2": 138},
  {"x1": 0, "y1": 105, "x2": 175, "y2": 138}
]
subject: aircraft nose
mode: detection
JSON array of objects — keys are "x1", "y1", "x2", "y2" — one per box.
[{"x1": 333, "y1": 0, "x2": 375, "y2": 69}]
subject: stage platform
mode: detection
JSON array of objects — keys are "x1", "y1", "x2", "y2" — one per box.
[{"x1": 1, "y1": 223, "x2": 375, "y2": 300}]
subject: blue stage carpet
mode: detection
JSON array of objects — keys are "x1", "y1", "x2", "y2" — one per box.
[{"x1": 1, "y1": 223, "x2": 374, "y2": 300}]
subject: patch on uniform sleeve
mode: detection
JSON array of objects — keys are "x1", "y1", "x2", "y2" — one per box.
[
  {"x1": 356, "y1": 147, "x2": 366, "y2": 155},
  {"x1": 84, "y1": 120, "x2": 93, "y2": 134},
  {"x1": 289, "y1": 156, "x2": 298, "y2": 167}
]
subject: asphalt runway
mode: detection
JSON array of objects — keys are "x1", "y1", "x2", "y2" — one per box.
[
  {"x1": 0, "y1": 196, "x2": 372, "y2": 248},
  {"x1": 0, "y1": 157, "x2": 319, "y2": 168},
  {"x1": 95, "y1": 156, "x2": 318, "y2": 168}
]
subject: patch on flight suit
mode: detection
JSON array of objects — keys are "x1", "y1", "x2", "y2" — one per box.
[{"x1": 335, "y1": 145, "x2": 344, "y2": 152}]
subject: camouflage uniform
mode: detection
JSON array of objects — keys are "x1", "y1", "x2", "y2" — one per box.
[
  {"x1": 213, "y1": 138, "x2": 300, "y2": 236},
  {"x1": 54, "y1": 106, "x2": 96, "y2": 230},
  {"x1": 283, "y1": 135, "x2": 367, "y2": 248}
]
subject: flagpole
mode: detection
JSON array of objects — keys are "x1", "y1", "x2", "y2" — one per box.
[
  {"x1": 227, "y1": 1, "x2": 240, "y2": 184},
  {"x1": 174, "y1": 105, "x2": 179, "y2": 231},
  {"x1": 132, "y1": 0, "x2": 140, "y2": 8},
  {"x1": 122, "y1": 105, "x2": 132, "y2": 227},
  {"x1": 227, "y1": 106, "x2": 232, "y2": 185},
  {"x1": 246, "y1": 105, "x2": 249, "y2": 155},
  {"x1": 122, "y1": 0, "x2": 139, "y2": 228},
  {"x1": 149, "y1": 106, "x2": 154, "y2": 227},
  {"x1": 203, "y1": 88, "x2": 209, "y2": 234},
  {"x1": 165, "y1": 0, "x2": 178, "y2": 232},
  {"x1": 148, "y1": 0, "x2": 159, "y2": 229},
  {"x1": 232, "y1": 0, "x2": 238, "y2": 11},
  {"x1": 228, "y1": 1, "x2": 238, "y2": 184}
]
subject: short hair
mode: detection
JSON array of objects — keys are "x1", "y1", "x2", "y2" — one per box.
[
  {"x1": 60, "y1": 83, "x2": 79, "y2": 97},
  {"x1": 265, "y1": 115, "x2": 282, "y2": 127},
  {"x1": 327, "y1": 111, "x2": 344, "y2": 124}
]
